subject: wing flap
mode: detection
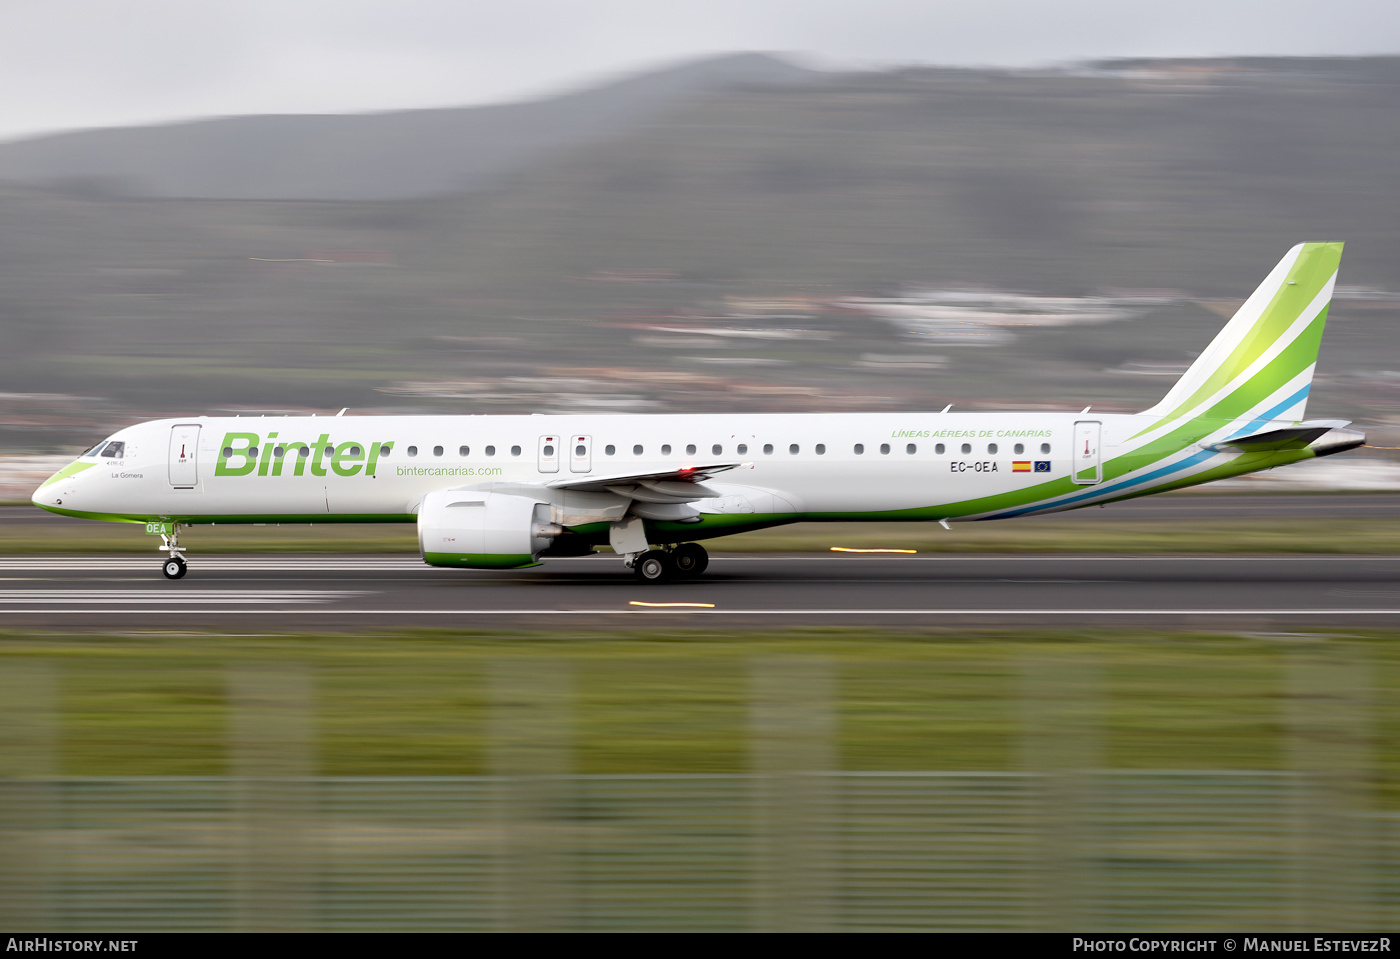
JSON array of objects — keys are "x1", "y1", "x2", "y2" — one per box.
[{"x1": 545, "y1": 461, "x2": 747, "y2": 493}]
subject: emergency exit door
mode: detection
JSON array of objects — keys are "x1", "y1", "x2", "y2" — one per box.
[
  {"x1": 1072, "y1": 420, "x2": 1101, "y2": 485},
  {"x1": 537, "y1": 435, "x2": 560, "y2": 473},
  {"x1": 168, "y1": 424, "x2": 200, "y2": 488},
  {"x1": 570, "y1": 435, "x2": 592, "y2": 473}
]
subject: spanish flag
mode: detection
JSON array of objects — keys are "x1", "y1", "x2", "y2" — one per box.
[{"x1": 1012, "y1": 461, "x2": 1031, "y2": 472}]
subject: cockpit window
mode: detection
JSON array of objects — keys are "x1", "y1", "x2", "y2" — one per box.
[
  {"x1": 99, "y1": 441, "x2": 125, "y2": 458},
  {"x1": 82, "y1": 443, "x2": 104, "y2": 456}
]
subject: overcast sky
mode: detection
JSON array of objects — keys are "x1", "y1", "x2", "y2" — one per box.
[{"x1": 2, "y1": 0, "x2": 1397, "y2": 142}]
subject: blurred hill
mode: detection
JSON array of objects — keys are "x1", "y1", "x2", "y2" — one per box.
[
  {"x1": 0, "y1": 53, "x2": 813, "y2": 201},
  {"x1": 4, "y1": 54, "x2": 1400, "y2": 451}
]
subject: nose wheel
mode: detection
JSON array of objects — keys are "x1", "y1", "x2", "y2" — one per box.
[{"x1": 158, "y1": 525, "x2": 188, "y2": 579}]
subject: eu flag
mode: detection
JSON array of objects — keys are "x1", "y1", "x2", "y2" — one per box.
[{"x1": 1034, "y1": 461, "x2": 1051, "y2": 472}]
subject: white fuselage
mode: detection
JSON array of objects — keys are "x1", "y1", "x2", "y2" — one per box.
[{"x1": 34, "y1": 411, "x2": 1135, "y2": 524}]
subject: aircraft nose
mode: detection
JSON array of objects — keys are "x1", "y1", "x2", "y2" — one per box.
[
  {"x1": 31, "y1": 459, "x2": 91, "y2": 512},
  {"x1": 32, "y1": 478, "x2": 62, "y2": 509}
]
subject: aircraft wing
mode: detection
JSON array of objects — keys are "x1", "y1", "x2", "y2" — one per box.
[{"x1": 544, "y1": 461, "x2": 747, "y2": 501}]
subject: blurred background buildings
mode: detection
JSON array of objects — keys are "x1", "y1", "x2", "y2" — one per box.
[{"x1": 1, "y1": 54, "x2": 1400, "y2": 470}]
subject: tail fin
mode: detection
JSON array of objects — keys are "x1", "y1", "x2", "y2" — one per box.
[{"x1": 1141, "y1": 242, "x2": 1343, "y2": 430}]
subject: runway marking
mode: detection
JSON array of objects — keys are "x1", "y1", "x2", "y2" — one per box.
[
  {"x1": 628, "y1": 601, "x2": 717, "y2": 608},
  {"x1": 5, "y1": 608, "x2": 1400, "y2": 617},
  {"x1": 830, "y1": 547, "x2": 918, "y2": 554},
  {"x1": 0, "y1": 590, "x2": 362, "y2": 605}
]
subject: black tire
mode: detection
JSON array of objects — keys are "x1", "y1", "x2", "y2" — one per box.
[
  {"x1": 635, "y1": 550, "x2": 672, "y2": 583},
  {"x1": 162, "y1": 557, "x2": 187, "y2": 580},
  {"x1": 672, "y1": 543, "x2": 709, "y2": 577}
]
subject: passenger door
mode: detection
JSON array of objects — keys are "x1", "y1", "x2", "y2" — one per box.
[
  {"x1": 1072, "y1": 420, "x2": 1102, "y2": 485},
  {"x1": 168, "y1": 424, "x2": 201, "y2": 489}
]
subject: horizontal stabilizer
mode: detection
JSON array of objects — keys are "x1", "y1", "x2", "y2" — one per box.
[{"x1": 1202, "y1": 419, "x2": 1361, "y2": 454}]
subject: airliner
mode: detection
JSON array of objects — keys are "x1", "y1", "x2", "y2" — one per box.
[{"x1": 32, "y1": 243, "x2": 1363, "y2": 581}]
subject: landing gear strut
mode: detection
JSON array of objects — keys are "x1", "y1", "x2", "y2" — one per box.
[{"x1": 159, "y1": 525, "x2": 188, "y2": 580}]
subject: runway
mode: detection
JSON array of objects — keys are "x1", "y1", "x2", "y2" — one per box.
[{"x1": 1, "y1": 553, "x2": 1398, "y2": 628}]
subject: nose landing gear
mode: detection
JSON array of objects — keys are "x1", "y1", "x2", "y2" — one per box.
[{"x1": 159, "y1": 525, "x2": 188, "y2": 579}]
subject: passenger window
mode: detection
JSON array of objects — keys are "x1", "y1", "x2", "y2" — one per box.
[
  {"x1": 1041, "y1": 443, "x2": 1051, "y2": 454},
  {"x1": 789, "y1": 444, "x2": 799, "y2": 455},
  {"x1": 712, "y1": 444, "x2": 722, "y2": 455},
  {"x1": 575, "y1": 445, "x2": 585, "y2": 456},
  {"x1": 350, "y1": 446, "x2": 362, "y2": 456},
  {"x1": 661, "y1": 444, "x2": 672, "y2": 455},
  {"x1": 543, "y1": 445, "x2": 554, "y2": 456},
  {"x1": 222, "y1": 446, "x2": 233, "y2": 458},
  {"x1": 737, "y1": 444, "x2": 748, "y2": 454},
  {"x1": 1014, "y1": 443, "x2": 1024, "y2": 455},
  {"x1": 299, "y1": 447, "x2": 310, "y2": 459},
  {"x1": 961, "y1": 443, "x2": 971, "y2": 454},
  {"x1": 511, "y1": 446, "x2": 521, "y2": 456},
  {"x1": 686, "y1": 444, "x2": 697, "y2": 455},
  {"x1": 274, "y1": 446, "x2": 285, "y2": 458},
  {"x1": 633, "y1": 445, "x2": 643, "y2": 455},
  {"x1": 906, "y1": 444, "x2": 916, "y2": 454},
  {"x1": 854, "y1": 444, "x2": 864, "y2": 454},
  {"x1": 763, "y1": 444, "x2": 774, "y2": 455},
  {"x1": 433, "y1": 446, "x2": 443, "y2": 457},
  {"x1": 880, "y1": 444, "x2": 890, "y2": 455},
  {"x1": 935, "y1": 443, "x2": 945, "y2": 454},
  {"x1": 379, "y1": 444, "x2": 391, "y2": 458},
  {"x1": 605, "y1": 445, "x2": 616, "y2": 456},
  {"x1": 987, "y1": 443, "x2": 997, "y2": 455},
  {"x1": 816, "y1": 444, "x2": 826, "y2": 455},
  {"x1": 459, "y1": 446, "x2": 470, "y2": 456},
  {"x1": 408, "y1": 446, "x2": 418, "y2": 457},
  {"x1": 485, "y1": 446, "x2": 495, "y2": 456}
]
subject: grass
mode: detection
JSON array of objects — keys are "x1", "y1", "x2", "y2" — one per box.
[
  {"x1": 5, "y1": 515, "x2": 1400, "y2": 554},
  {"x1": 3, "y1": 627, "x2": 1398, "y2": 805}
]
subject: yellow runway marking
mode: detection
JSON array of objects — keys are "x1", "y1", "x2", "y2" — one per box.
[
  {"x1": 628, "y1": 601, "x2": 717, "y2": 608},
  {"x1": 829, "y1": 547, "x2": 918, "y2": 554}
]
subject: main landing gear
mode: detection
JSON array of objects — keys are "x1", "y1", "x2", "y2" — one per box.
[
  {"x1": 159, "y1": 526, "x2": 188, "y2": 580},
  {"x1": 632, "y1": 543, "x2": 708, "y2": 584}
]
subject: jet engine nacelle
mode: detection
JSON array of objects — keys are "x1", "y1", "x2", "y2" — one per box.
[{"x1": 417, "y1": 489, "x2": 561, "y2": 569}]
